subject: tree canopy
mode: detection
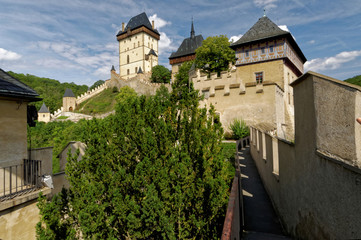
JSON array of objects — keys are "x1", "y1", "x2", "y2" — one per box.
[
  {"x1": 90, "y1": 80, "x2": 105, "y2": 90},
  {"x1": 195, "y1": 35, "x2": 235, "y2": 76},
  {"x1": 36, "y1": 63, "x2": 235, "y2": 239},
  {"x1": 150, "y1": 65, "x2": 171, "y2": 83}
]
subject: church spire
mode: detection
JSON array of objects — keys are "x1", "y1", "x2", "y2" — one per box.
[{"x1": 190, "y1": 17, "x2": 195, "y2": 38}]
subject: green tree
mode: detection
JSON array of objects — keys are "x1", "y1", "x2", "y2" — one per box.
[
  {"x1": 36, "y1": 63, "x2": 234, "y2": 239},
  {"x1": 195, "y1": 35, "x2": 235, "y2": 76},
  {"x1": 150, "y1": 65, "x2": 171, "y2": 83},
  {"x1": 90, "y1": 80, "x2": 105, "y2": 90}
]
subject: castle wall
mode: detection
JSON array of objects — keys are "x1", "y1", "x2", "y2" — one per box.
[
  {"x1": 249, "y1": 72, "x2": 361, "y2": 239},
  {"x1": 0, "y1": 99, "x2": 27, "y2": 167}
]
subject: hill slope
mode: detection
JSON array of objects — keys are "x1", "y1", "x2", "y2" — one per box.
[
  {"x1": 76, "y1": 88, "x2": 118, "y2": 115},
  {"x1": 7, "y1": 71, "x2": 89, "y2": 113}
]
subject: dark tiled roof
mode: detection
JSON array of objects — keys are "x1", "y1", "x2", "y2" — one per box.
[
  {"x1": 116, "y1": 12, "x2": 159, "y2": 37},
  {"x1": 63, "y1": 88, "x2": 75, "y2": 98},
  {"x1": 137, "y1": 67, "x2": 143, "y2": 74},
  {"x1": 38, "y1": 102, "x2": 50, "y2": 113},
  {"x1": 148, "y1": 49, "x2": 158, "y2": 57},
  {"x1": 169, "y1": 35, "x2": 203, "y2": 59},
  {"x1": 0, "y1": 68, "x2": 40, "y2": 101},
  {"x1": 231, "y1": 16, "x2": 307, "y2": 62}
]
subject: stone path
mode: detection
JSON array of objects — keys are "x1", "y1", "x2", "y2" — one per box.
[{"x1": 238, "y1": 147, "x2": 291, "y2": 239}]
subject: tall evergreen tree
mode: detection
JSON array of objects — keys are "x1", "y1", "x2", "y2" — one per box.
[{"x1": 36, "y1": 63, "x2": 234, "y2": 239}]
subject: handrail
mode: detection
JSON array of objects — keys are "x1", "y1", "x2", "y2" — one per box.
[{"x1": 0, "y1": 159, "x2": 42, "y2": 202}]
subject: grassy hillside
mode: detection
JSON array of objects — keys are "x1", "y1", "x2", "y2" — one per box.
[
  {"x1": 76, "y1": 88, "x2": 118, "y2": 115},
  {"x1": 7, "y1": 71, "x2": 88, "y2": 113},
  {"x1": 344, "y1": 75, "x2": 361, "y2": 87}
]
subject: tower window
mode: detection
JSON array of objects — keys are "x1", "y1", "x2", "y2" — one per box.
[
  {"x1": 127, "y1": 69, "x2": 130, "y2": 75},
  {"x1": 127, "y1": 55, "x2": 129, "y2": 64},
  {"x1": 245, "y1": 50, "x2": 249, "y2": 57},
  {"x1": 255, "y1": 72, "x2": 263, "y2": 84},
  {"x1": 135, "y1": 67, "x2": 138, "y2": 73},
  {"x1": 138, "y1": 41, "x2": 140, "y2": 47}
]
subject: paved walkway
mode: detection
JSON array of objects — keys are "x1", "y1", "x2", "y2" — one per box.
[{"x1": 238, "y1": 147, "x2": 291, "y2": 239}]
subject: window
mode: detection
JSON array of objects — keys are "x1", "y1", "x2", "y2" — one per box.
[
  {"x1": 43, "y1": 114, "x2": 45, "y2": 118},
  {"x1": 138, "y1": 41, "x2": 140, "y2": 47},
  {"x1": 255, "y1": 72, "x2": 263, "y2": 84},
  {"x1": 135, "y1": 67, "x2": 138, "y2": 73},
  {"x1": 245, "y1": 50, "x2": 249, "y2": 57},
  {"x1": 127, "y1": 69, "x2": 130, "y2": 75},
  {"x1": 270, "y1": 46, "x2": 274, "y2": 52},
  {"x1": 261, "y1": 47, "x2": 265, "y2": 54},
  {"x1": 127, "y1": 55, "x2": 130, "y2": 64}
]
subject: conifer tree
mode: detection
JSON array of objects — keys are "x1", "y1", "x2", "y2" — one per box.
[{"x1": 36, "y1": 63, "x2": 234, "y2": 239}]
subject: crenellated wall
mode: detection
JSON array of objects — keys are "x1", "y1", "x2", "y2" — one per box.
[
  {"x1": 76, "y1": 83, "x2": 108, "y2": 105},
  {"x1": 249, "y1": 71, "x2": 361, "y2": 239}
]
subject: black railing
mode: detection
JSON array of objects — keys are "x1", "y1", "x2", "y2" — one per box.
[{"x1": 0, "y1": 159, "x2": 42, "y2": 202}]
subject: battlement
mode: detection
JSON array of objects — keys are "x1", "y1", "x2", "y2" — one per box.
[{"x1": 76, "y1": 83, "x2": 108, "y2": 105}]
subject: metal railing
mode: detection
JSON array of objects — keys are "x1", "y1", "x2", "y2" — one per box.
[{"x1": 0, "y1": 159, "x2": 42, "y2": 202}]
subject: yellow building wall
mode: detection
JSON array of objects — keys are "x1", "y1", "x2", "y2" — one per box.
[
  {"x1": 63, "y1": 97, "x2": 76, "y2": 112},
  {"x1": 38, "y1": 112, "x2": 50, "y2": 123},
  {"x1": 0, "y1": 99, "x2": 27, "y2": 167},
  {"x1": 236, "y1": 59, "x2": 285, "y2": 87},
  {"x1": 119, "y1": 32, "x2": 158, "y2": 79}
]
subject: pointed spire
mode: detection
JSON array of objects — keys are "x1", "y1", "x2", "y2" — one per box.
[
  {"x1": 111, "y1": 65, "x2": 115, "y2": 71},
  {"x1": 263, "y1": 8, "x2": 266, "y2": 17},
  {"x1": 137, "y1": 67, "x2": 143, "y2": 74},
  {"x1": 190, "y1": 17, "x2": 195, "y2": 38}
]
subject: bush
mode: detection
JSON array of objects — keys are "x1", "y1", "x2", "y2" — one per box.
[{"x1": 230, "y1": 119, "x2": 249, "y2": 140}]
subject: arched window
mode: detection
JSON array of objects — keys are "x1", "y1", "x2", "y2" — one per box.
[
  {"x1": 127, "y1": 55, "x2": 129, "y2": 64},
  {"x1": 135, "y1": 67, "x2": 138, "y2": 73}
]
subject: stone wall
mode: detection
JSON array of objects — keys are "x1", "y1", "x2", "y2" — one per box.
[
  {"x1": 249, "y1": 71, "x2": 361, "y2": 239},
  {"x1": 28, "y1": 147, "x2": 53, "y2": 175},
  {"x1": 76, "y1": 83, "x2": 108, "y2": 105}
]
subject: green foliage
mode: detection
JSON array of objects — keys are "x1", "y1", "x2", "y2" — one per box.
[
  {"x1": 151, "y1": 65, "x2": 171, "y2": 83},
  {"x1": 76, "y1": 88, "x2": 119, "y2": 115},
  {"x1": 195, "y1": 35, "x2": 235, "y2": 76},
  {"x1": 28, "y1": 120, "x2": 86, "y2": 173},
  {"x1": 115, "y1": 86, "x2": 138, "y2": 103},
  {"x1": 36, "y1": 63, "x2": 235, "y2": 239},
  {"x1": 7, "y1": 71, "x2": 88, "y2": 113},
  {"x1": 345, "y1": 75, "x2": 361, "y2": 87},
  {"x1": 229, "y1": 119, "x2": 250, "y2": 140},
  {"x1": 90, "y1": 80, "x2": 105, "y2": 90},
  {"x1": 57, "y1": 116, "x2": 69, "y2": 120}
]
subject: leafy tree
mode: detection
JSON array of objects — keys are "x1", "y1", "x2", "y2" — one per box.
[
  {"x1": 90, "y1": 80, "x2": 105, "y2": 90},
  {"x1": 195, "y1": 35, "x2": 235, "y2": 76},
  {"x1": 229, "y1": 119, "x2": 250, "y2": 140},
  {"x1": 36, "y1": 62, "x2": 234, "y2": 239},
  {"x1": 150, "y1": 65, "x2": 171, "y2": 83},
  {"x1": 345, "y1": 75, "x2": 361, "y2": 87}
]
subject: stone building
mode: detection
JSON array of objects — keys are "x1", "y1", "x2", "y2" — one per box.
[
  {"x1": 38, "y1": 102, "x2": 51, "y2": 123},
  {"x1": 188, "y1": 15, "x2": 306, "y2": 139},
  {"x1": 169, "y1": 20, "x2": 203, "y2": 79},
  {"x1": 63, "y1": 88, "x2": 76, "y2": 112},
  {"x1": 116, "y1": 12, "x2": 160, "y2": 79}
]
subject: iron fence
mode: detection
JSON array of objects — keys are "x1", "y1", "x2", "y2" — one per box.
[{"x1": 0, "y1": 159, "x2": 42, "y2": 202}]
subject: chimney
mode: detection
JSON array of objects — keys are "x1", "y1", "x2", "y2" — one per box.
[
  {"x1": 122, "y1": 22, "x2": 125, "y2": 31},
  {"x1": 152, "y1": 20, "x2": 155, "y2": 30}
]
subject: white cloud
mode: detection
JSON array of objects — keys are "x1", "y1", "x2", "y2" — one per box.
[
  {"x1": 149, "y1": 14, "x2": 171, "y2": 30},
  {"x1": 254, "y1": 0, "x2": 278, "y2": 10},
  {"x1": 308, "y1": 40, "x2": 316, "y2": 44},
  {"x1": 278, "y1": 25, "x2": 289, "y2": 32},
  {"x1": 0, "y1": 48, "x2": 21, "y2": 61},
  {"x1": 305, "y1": 50, "x2": 361, "y2": 72},
  {"x1": 94, "y1": 65, "x2": 111, "y2": 77},
  {"x1": 229, "y1": 34, "x2": 243, "y2": 43},
  {"x1": 158, "y1": 32, "x2": 176, "y2": 55}
]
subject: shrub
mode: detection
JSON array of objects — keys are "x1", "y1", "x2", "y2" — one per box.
[{"x1": 230, "y1": 119, "x2": 249, "y2": 140}]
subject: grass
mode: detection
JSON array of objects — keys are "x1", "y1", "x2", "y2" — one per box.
[
  {"x1": 57, "y1": 116, "x2": 69, "y2": 119},
  {"x1": 76, "y1": 88, "x2": 118, "y2": 115}
]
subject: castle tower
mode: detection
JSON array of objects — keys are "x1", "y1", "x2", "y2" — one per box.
[
  {"x1": 38, "y1": 102, "x2": 51, "y2": 123},
  {"x1": 63, "y1": 88, "x2": 76, "y2": 112},
  {"x1": 116, "y1": 12, "x2": 160, "y2": 79},
  {"x1": 169, "y1": 20, "x2": 203, "y2": 79}
]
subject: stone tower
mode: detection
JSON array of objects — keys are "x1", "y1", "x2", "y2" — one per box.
[
  {"x1": 38, "y1": 102, "x2": 51, "y2": 123},
  {"x1": 63, "y1": 88, "x2": 76, "y2": 112},
  {"x1": 116, "y1": 12, "x2": 160, "y2": 79}
]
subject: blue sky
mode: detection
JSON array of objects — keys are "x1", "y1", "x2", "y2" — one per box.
[{"x1": 0, "y1": 0, "x2": 360, "y2": 86}]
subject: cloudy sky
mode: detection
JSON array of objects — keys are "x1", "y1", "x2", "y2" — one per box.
[{"x1": 0, "y1": 0, "x2": 360, "y2": 86}]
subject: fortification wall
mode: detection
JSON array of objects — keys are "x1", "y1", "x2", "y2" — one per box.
[
  {"x1": 76, "y1": 83, "x2": 108, "y2": 105},
  {"x1": 249, "y1": 72, "x2": 361, "y2": 239},
  {"x1": 191, "y1": 69, "x2": 283, "y2": 132},
  {"x1": 108, "y1": 70, "x2": 171, "y2": 96}
]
